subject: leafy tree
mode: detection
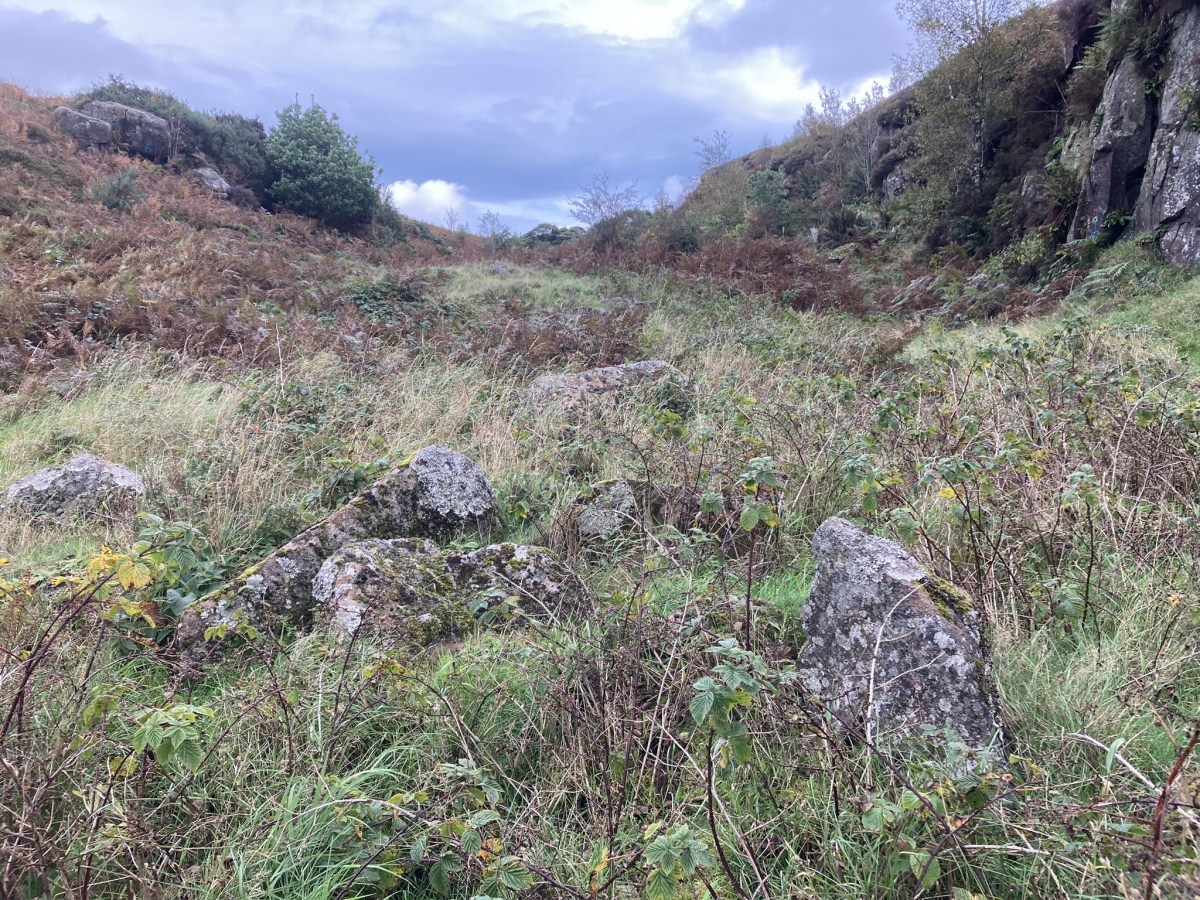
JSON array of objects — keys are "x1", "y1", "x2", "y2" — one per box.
[
  {"x1": 265, "y1": 101, "x2": 380, "y2": 230},
  {"x1": 892, "y1": 0, "x2": 1051, "y2": 249}
]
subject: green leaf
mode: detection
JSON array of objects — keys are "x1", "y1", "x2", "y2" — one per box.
[
  {"x1": 428, "y1": 861, "x2": 450, "y2": 895},
  {"x1": 690, "y1": 692, "x2": 715, "y2": 724},
  {"x1": 460, "y1": 829, "x2": 482, "y2": 856},
  {"x1": 467, "y1": 809, "x2": 500, "y2": 828},
  {"x1": 646, "y1": 866, "x2": 678, "y2": 900},
  {"x1": 495, "y1": 858, "x2": 532, "y2": 890},
  {"x1": 173, "y1": 737, "x2": 203, "y2": 772},
  {"x1": 409, "y1": 835, "x2": 427, "y2": 862},
  {"x1": 739, "y1": 507, "x2": 761, "y2": 531},
  {"x1": 861, "y1": 805, "x2": 889, "y2": 833},
  {"x1": 908, "y1": 852, "x2": 941, "y2": 889}
]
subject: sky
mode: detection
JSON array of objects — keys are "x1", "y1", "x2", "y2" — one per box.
[{"x1": 0, "y1": 1, "x2": 908, "y2": 232}]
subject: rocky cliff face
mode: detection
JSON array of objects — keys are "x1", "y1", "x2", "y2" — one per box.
[
  {"x1": 1072, "y1": 1, "x2": 1200, "y2": 263},
  {"x1": 1133, "y1": 5, "x2": 1200, "y2": 265}
]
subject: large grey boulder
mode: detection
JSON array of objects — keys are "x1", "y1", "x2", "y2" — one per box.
[
  {"x1": 1070, "y1": 52, "x2": 1154, "y2": 241},
  {"x1": 79, "y1": 101, "x2": 171, "y2": 163},
  {"x1": 190, "y1": 167, "x2": 231, "y2": 199},
  {"x1": 446, "y1": 543, "x2": 583, "y2": 621},
  {"x1": 796, "y1": 517, "x2": 1002, "y2": 749},
  {"x1": 314, "y1": 538, "x2": 459, "y2": 643},
  {"x1": 528, "y1": 360, "x2": 692, "y2": 413},
  {"x1": 314, "y1": 539, "x2": 581, "y2": 643},
  {"x1": 53, "y1": 106, "x2": 112, "y2": 150},
  {"x1": 2, "y1": 453, "x2": 143, "y2": 518},
  {"x1": 176, "y1": 447, "x2": 498, "y2": 648},
  {"x1": 1134, "y1": 7, "x2": 1200, "y2": 265}
]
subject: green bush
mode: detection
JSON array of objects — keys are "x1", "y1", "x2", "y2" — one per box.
[
  {"x1": 265, "y1": 101, "x2": 380, "y2": 230},
  {"x1": 91, "y1": 169, "x2": 147, "y2": 213}
]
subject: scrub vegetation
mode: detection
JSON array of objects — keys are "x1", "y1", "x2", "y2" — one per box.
[{"x1": 1, "y1": 1, "x2": 1200, "y2": 895}]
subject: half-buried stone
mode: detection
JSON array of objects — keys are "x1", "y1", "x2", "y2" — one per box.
[
  {"x1": 527, "y1": 360, "x2": 692, "y2": 415},
  {"x1": 2, "y1": 453, "x2": 144, "y2": 519},
  {"x1": 176, "y1": 446, "x2": 499, "y2": 650},
  {"x1": 796, "y1": 517, "x2": 1003, "y2": 750},
  {"x1": 315, "y1": 540, "x2": 583, "y2": 644}
]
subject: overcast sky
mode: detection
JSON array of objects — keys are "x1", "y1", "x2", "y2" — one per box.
[{"x1": 0, "y1": 1, "x2": 907, "y2": 232}]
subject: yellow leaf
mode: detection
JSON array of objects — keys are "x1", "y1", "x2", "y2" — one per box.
[
  {"x1": 117, "y1": 559, "x2": 153, "y2": 591},
  {"x1": 936, "y1": 486, "x2": 957, "y2": 499}
]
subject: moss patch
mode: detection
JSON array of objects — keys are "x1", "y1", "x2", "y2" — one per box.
[{"x1": 919, "y1": 575, "x2": 973, "y2": 620}]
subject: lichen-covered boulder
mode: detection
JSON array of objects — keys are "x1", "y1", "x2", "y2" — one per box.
[
  {"x1": 2, "y1": 453, "x2": 144, "y2": 518},
  {"x1": 79, "y1": 101, "x2": 171, "y2": 163},
  {"x1": 576, "y1": 480, "x2": 638, "y2": 540},
  {"x1": 410, "y1": 446, "x2": 500, "y2": 536},
  {"x1": 314, "y1": 540, "x2": 581, "y2": 643},
  {"x1": 53, "y1": 106, "x2": 112, "y2": 150},
  {"x1": 446, "y1": 543, "x2": 583, "y2": 621},
  {"x1": 176, "y1": 447, "x2": 498, "y2": 648},
  {"x1": 527, "y1": 360, "x2": 692, "y2": 414},
  {"x1": 796, "y1": 517, "x2": 1002, "y2": 749},
  {"x1": 314, "y1": 538, "x2": 463, "y2": 644}
]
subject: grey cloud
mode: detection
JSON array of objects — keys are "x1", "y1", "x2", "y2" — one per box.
[{"x1": 0, "y1": 3, "x2": 908, "y2": 231}]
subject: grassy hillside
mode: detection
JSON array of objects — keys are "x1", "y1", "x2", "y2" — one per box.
[{"x1": 2, "y1": 81, "x2": 1200, "y2": 899}]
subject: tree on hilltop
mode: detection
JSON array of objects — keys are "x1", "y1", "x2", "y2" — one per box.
[{"x1": 266, "y1": 101, "x2": 379, "y2": 230}]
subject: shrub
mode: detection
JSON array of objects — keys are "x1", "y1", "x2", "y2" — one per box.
[
  {"x1": 91, "y1": 169, "x2": 147, "y2": 212},
  {"x1": 265, "y1": 101, "x2": 380, "y2": 230}
]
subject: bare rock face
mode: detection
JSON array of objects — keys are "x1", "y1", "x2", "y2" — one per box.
[
  {"x1": 314, "y1": 539, "x2": 581, "y2": 643},
  {"x1": 796, "y1": 518, "x2": 1002, "y2": 749},
  {"x1": 176, "y1": 447, "x2": 499, "y2": 649},
  {"x1": 53, "y1": 106, "x2": 112, "y2": 150},
  {"x1": 79, "y1": 101, "x2": 171, "y2": 163},
  {"x1": 2, "y1": 453, "x2": 144, "y2": 518},
  {"x1": 1135, "y1": 7, "x2": 1200, "y2": 265},
  {"x1": 1070, "y1": 52, "x2": 1153, "y2": 242},
  {"x1": 528, "y1": 360, "x2": 692, "y2": 414}
]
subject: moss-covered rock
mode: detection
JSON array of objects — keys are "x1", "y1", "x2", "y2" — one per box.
[
  {"x1": 316, "y1": 540, "x2": 583, "y2": 644},
  {"x1": 176, "y1": 446, "x2": 499, "y2": 654}
]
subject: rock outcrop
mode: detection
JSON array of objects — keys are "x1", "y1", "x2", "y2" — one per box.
[
  {"x1": 176, "y1": 447, "x2": 498, "y2": 647},
  {"x1": 796, "y1": 517, "x2": 1002, "y2": 749},
  {"x1": 53, "y1": 106, "x2": 112, "y2": 150},
  {"x1": 1069, "y1": 2, "x2": 1200, "y2": 263},
  {"x1": 1133, "y1": 6, "x2": 1200, "y2": 265},
  {"x1": 528, "y1": 360, "x2": 692, "y2": 413},
  {"x1": 79, "y1": 101, "x2": 172, "y2": 163},
  {"x1": 2, "y1": 453, "x2": 144, "y2": 518},
  {"x1": 1070, "y1": 53, "x2": 1154, "y2": 241}
]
